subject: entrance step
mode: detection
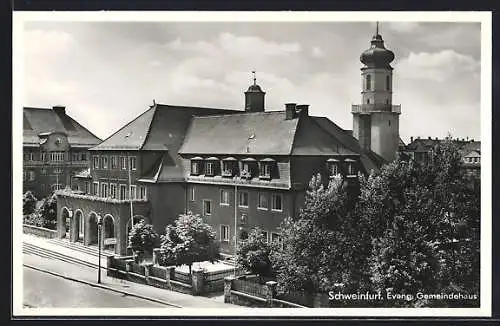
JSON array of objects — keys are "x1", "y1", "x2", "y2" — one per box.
[{"x1": 47, "y1": 238, "x2": 115, "y2": 257}]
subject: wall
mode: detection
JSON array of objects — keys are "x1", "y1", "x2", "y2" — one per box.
[
  {"x1": 352, "y1": 114, "x2": 371, "y2": 151},
  {"x1": 186, "y1": 183, "x2": 292, "y2": 254},
  {"x1": 147, "y1": 183, "x2": 186, "y2": 234},
  {"x1": 56, "y1": 193, "x2": 151, "y2": 255},
  {"x1": 370, "y1": 112, "x2": 399, "y2": 162}
]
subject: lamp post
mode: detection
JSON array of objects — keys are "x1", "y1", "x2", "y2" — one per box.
[{"x1": 97, "y1": 215, "x2": 103, "y2": 284}]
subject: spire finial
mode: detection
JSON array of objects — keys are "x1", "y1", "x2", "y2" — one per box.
[
  {"x1": 376, "y1": 21, "x2": 379, "y2": 35},
  {"x1": 252, "y1": 70, "x2": 256, "y2": 86}
]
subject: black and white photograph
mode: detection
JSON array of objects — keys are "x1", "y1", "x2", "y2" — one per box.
[{"x1": 12, "y1": 11, "x2": 492, "y2": 317}]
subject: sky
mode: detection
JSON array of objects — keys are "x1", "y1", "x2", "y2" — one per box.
[{"x1": 20, "y1": 17, "x2": 482, "y2": 144}]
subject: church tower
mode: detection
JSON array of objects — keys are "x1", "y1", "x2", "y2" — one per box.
[
  {"x1": 244, "y1": 71, "x2": 266, "y2": 112},
  {"x1": 352, "y1": 23, "x2": 401, "y2": 162}
]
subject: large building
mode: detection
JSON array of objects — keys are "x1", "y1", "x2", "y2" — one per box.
[
  {"x1": 55, "y1": 27, "x2": 400, "y2": 256},
  {"x1": 23, "y1": 105, "x2": 102, "y2": 198}
]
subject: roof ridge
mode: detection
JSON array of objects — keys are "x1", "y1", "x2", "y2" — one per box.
[
  {"x1": 92, "y1": 105, "x2": 156, "y2": 149},
  {"x1": 192, "y1": 110, "x2": 284, "y2": 119},
  {"x1": 156, "y1": 103, "x2": 241, "y2": 112}
]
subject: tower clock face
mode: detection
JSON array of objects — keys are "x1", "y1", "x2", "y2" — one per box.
[{"x1": 55, "y1": 137, "x2": 61, "y2": 146}]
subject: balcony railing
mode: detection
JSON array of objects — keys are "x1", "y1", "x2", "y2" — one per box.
[{"x1": 351, "y1": 104, "x2": 401, "y2": 114}]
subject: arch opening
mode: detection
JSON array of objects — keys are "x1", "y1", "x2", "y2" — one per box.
[
  {"x1": 103, "y1": 214, "x2": 116, "y2": 252},
  {"x1": 74, "y1": 210, "x2": 84, "y2": 242},
  {"x1": 87, "y1": 213, "x2": 98, "y2": 245},
  {"x1": 61, "y1": 207, "x2": 70, "y2": 239}
]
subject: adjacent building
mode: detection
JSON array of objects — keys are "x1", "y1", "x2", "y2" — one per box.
[
  {"x1": 23, "y1": 105, "x2": 102, "y2": 198},
  {"x1": 403, "y1": 136, "x2": 481, "y2": 179},
  {"x1": 54, "y1": 27, "x2": 401, "y2": 256}
]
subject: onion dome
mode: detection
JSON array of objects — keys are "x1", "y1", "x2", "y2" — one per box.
[{"x1": 360, "y1": 29, "x2": 395, "y2": 68}]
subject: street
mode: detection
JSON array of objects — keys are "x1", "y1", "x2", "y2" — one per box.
[
  {"x1": 23, "y1": 266, "x2": 168, "y2": 308},
  {"x1": 21, "y1": 242, "x2": 238, "y2": 309}
]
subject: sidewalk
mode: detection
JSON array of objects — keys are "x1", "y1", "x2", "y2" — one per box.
[{"x1": 22, "y1": 234, "x2": 241, "y2": 308}]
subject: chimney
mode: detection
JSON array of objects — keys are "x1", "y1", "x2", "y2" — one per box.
[
  {"x1": 435, "y1": 137, "x2": 438, "y2": 140},
  {"x1": 285, "y1": 103, "x2": 297, "y2": 120},
  {"x1": 428, "y1": 136, "x2": 431, "y2": 140},
  {"x1": 53, "y1": 105, "x2": 66, "y2": 115},
  {"x1": 296, "y1": 104, "x2": 309, "y2": 117},
  {"x1": 410, "y1": 136, "x2": 414, "y2": 143}
]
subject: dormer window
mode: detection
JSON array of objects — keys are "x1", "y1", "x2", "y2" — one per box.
[
  {"x1": 205, "y1": 157, "x2": 219, "y2": 176},
  {"x1": 259, "y1": 158, "x2": 275, "y2": 179},
  {"x1": 241, "y1": 158, "x2": 256, "y2": 179},
  {"x1": 326, "y1": 158, "x2": 340, "y2": 178},
  {"x1": 222, "y1": 157, "x2": 237, "y2": 177},
  {"x1": 191, "y1": 157, "x2": 203, "y2": 176},
  {"x1": 345, "y1": 158, "x2": 357, "y2": 177}
]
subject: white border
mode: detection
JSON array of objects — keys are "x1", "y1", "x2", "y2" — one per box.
[{"x1": 12, "y1": 11, "x2": 492, "y2": 318}]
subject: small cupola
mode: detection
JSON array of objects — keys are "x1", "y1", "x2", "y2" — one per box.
[{"x1": 244, "y1": 70, "x2": 266, "y2": 113}]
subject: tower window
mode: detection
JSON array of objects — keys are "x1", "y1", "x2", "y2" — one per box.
[
  {"x1": 366, "y1": 75, "x2": 372, "y2": 91},
  {"x1": 386, "y1": 75, "x2": 391, "y2": 91}
]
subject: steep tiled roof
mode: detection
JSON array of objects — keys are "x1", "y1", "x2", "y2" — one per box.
[
  {"x1": 179, "y1": 111, "x2": 384, "y2": 173},
  {"x1": 23, "y1": 107, "x2": 101, "y2": 147},
  {"x1": 91, "y1": 104, "x2": 238, "y2": 151},
  {"x1": 311, "y1": 116, "x2": 386, "y2": 173},
  {"x1": 180, "y1": 111, "x2": 300, "y2": 155}
]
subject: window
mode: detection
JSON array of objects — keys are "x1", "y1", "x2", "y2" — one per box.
[
  {"x1": 129, "y1": 156, "x2": 137, "y2": 170},
  {"x1": 329, "y1": 163, "x2": 339, "y2": 176},
  {"x1": 239, "y1": 191, "x2": 249, "y2": 207},
  {"x1": 206, "y1": 162, "x2": 214, "y2": 176},
  {"x1": 53, "y1": 168, "x2": 62, "y2": 174},
  {"x1": 259, "y1": 163, "x2": 271, "y2": 178},
  {"x1": 271, "y1": 232, "x2": 281, "y2": 244},
  {"x1": 241, "y1": 162, "x2": 252, "y2": 178},
  {"x1": 139, "y1": 186, "x2": 147, "y2": 200},
  {"x1": 29, "y1": 171, "x2": 35, "y2": 181},
  {"x1": 111, "y1": 156, "x2": 117, "y2": 169},
  {"x1": 41, "y1": 152, "x2": 46, "y2": 162},
  {"x1": 93, "y1": 156, "x2": 100, "y2": 169},
  {"x1": 220, "y1": 225, "x2": 230, "y2": 242},
  {"x1": 23, "y1": 171, "x2": 27, "y2": 181},
  {"x1": 85, "y1": 182, "x2": 90, "y2": 194},
  {"x1": 41, "y1": 168, "x2": 46, "y2": 175},
  {"x1": 109, "y1": 184, "x2": 117, "y2": 199},
  {"x1": 189, "y1": 186, "x2": 195, "y2": 201},
  {"x1": 119, "y1": 184, "x2": 127, "y2": 200},
  {"x1": 220, "y1": 189, "x2": 230, "y2": 206},
  {"x1": 203, "y1": 200, "x2": 212, "y2": 216},
  {"x1": 191, "y1": 161, "x2": 201, "y2": 175},
  {"x1": 120, "y1": 156, "x2": 127, "y2": 170},
  {"x1": 262, "y1": 231, "x2": 269, "y2": 243},
  {"x1": 50, "y1": 151, "x2": 65, "y2": 162},
  {"x1": 102, "y1": 156, "x2": 108, "y2": 169},
  {"x1": 81, "y1": 153, "x2": 87, "y2": 161},
  {"x1": 92, "y1": 182, "x2": 99, "y2": 196},
  {"x1": 366, "y1": 74, "x2": 372, "y2": 91},
  {"x1": 222, "y1": 161, "x2": 233, "y2": 176},
  {"x1": 271, "y1": 194, "x2": 283, "y2": 211},
  {"x1": 386, "y1": 75, "x2": 391, "y2": 91},
  {"x1": 29, "y1": 152, "x2": 35, "y2": 161},
  {"x1": 347, "y1": 163, "x2": 356, "y2": 176},
  {"x1": 258, "y1": 193, "x2": 268, "y2": 210},
  {"x1": 242, "y1": 162, "x2": 250, "y2": 173},
  {"x1": 130, "y1": 185, "x2": 136, "y2": 199},
  {"x1": 101, "y1": 183, "x2": 109, "y2": 197}
]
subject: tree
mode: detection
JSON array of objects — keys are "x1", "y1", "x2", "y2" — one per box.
[
  {"x1": 159, "y1": 212, "x2": 220, "y2": 274},
  {"x1": 236, "y1": 227, "x2": 275, "y2": 281},
  {"x1": 23, "y1": 191, "x2": 38, "y2": 216},
  {"x1": 363, "y1": 139, "x2": 480, "y2": 307},
  {"x1": 271, "y1": 174, "x2": 371, "y2": 297},
  {"x1": 38, "y1": 193, "x2": 57, "y2": 230},
  {"x1": 128, "y1": 220, "x2": 160, "y2": 257}
]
